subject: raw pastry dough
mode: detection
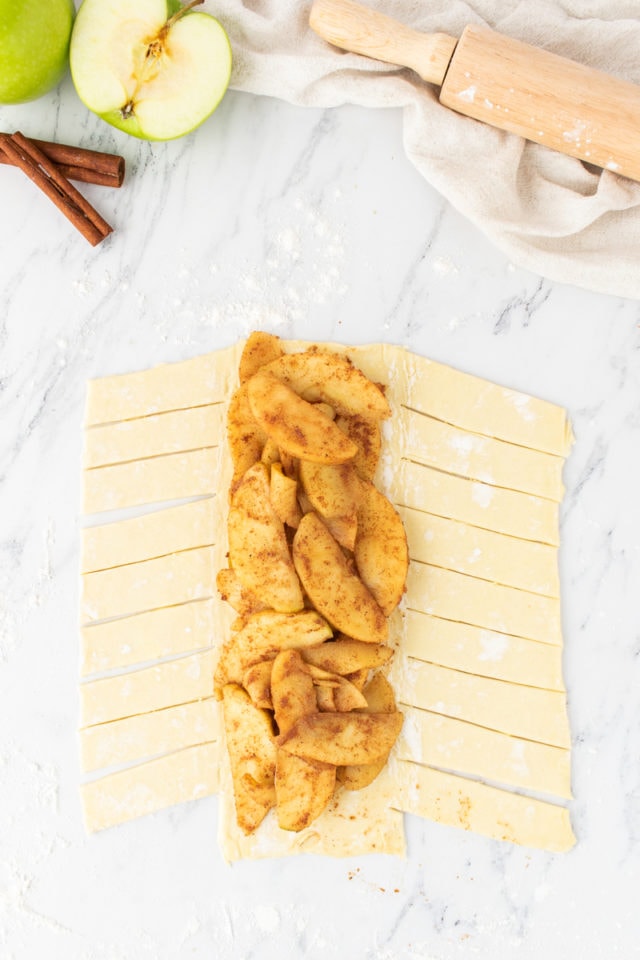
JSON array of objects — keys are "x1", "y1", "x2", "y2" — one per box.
[
  {"x1": 399, "y1": 506, "x2": 559, "y2": 596},
  {"x1": 388, "y1": 460, "x2": 560, "y2": 546},
  {"x1": 80, "y1": 599, "x2": 215, "y2": 676},
  {"x1": 398, "y1": 659, "x2": 571, "y2": 748},
  {"x1": 395, "y1": 761, "x2": 574, "y2": 852},
  {"x1": 397, "y1": 350, "x2": 572, "y2": 455},
  {"x1": 85, "y1": 345, "x2": 243, "y2": 425},
  {"x1": 82, "y1": 498, "x2": 218, "y2": 573},
  {"x1": 83, "y1": 447, "x2": 221, "y2": 514},
  {"x1": 82, "y1": 741, "x2": 222, "y2": 833},
  {"x1": 81, "y1": 546, "x2": 216, "y2": 623},
  {"x1": 406, "y1": 563, "x2": 562, "y2": 645},
  {"x1": 401, "y1": 408, "x2": 565, "y2": 501},
  {"x1": 79, "y1": 339, "x2": 574, "y2": 856},
  {"x1": 398, "y1": 707, "x2": 571, "y2": 798},
  {"x1": 80, "y1": 650, "x2": 216, "y2": 727},
  {"x1": 83, "y1": 404, "x2": 225, "y2": 468},
  {"x1": 80, "y1": 697, "x2": 220, "y2": 772},
  {"x1": 403, "y1": 610, "x2": 564, "y2": 690}
]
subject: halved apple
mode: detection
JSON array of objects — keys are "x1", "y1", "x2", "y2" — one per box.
[{"x1": 70, "y1": 0, "x2": 232, "y2": 141}]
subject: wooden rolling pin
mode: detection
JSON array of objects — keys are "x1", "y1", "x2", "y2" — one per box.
[{"x1": 310, "y1": 0, "x2": 640, "y2": 183}]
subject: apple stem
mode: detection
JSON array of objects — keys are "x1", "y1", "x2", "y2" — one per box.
[
  {"x1": 164, "y1": 0, "x2": 205, "y2": 33},
  {"x1": 120, "y1": 0, "x2": 205, "y2": 121}
]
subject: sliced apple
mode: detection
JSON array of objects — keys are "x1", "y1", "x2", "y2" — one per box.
[
  {"x1": 301, "y1": 637, "x2": 393, "y2": 675},
  {"x1": 270, "y1": 463, "x2": 302, "y2": 528},
  {"x1": 242, "y1": 659, "x2": 274, "y2": 711},
  {"x1": 315, "y1": 684, "x2": 336, "y2": 712},
  {"x1": 227, "y1": 384, "x2": 267, "y2": 496},
  {"x1": 338, "y1": 673, "x2": 398, "y2": 791},
  {"x1": 239, "y1": 331, "x2": 284, "y2": 383},
  {"x1": 335, "y1": 414, "x2": 381, "y2": 479},
  {"x1": 278, "y1": 711, "x2": 403, "y2": 766},
  {"x1": 355, "y1": 480, "x2": 409, "y2": 616},
  {"x1": 247, "y1": 370, "x2": 358, "y2": 464},
  {"x1": 292, "y1": 512, "x2": 387, "y2": 643},
  {"x1": 228, "y1": 462, "x2": 304, "y2": 614},
  {"x1": 264, "y1": 350, "x2": 391, "y2": 420},
  {"x1": 216, "y1": 567, "x2": 267, "y2": 618},
  {"x1": 270, "y1": 648, "x2": 336, "y2": 832},
  {"x1": 222, "y1": 683, "x2": 277, "y2": 835},
  {"x1": 275, "y1": 750, "x2": 335, "y2": 833},
  {"x1": 322, "y1": 513, "x2": 358, "y2": 552},
  {"x1": 298, "y1": 460, "x2": 362, "y2": 520},
  {"x1": 214, "y1": 608, "x2": 332, "y2": 692},
  {"x1": 306, "y1": 665, "x2": 369, "y2": 711},
  {"x1": 70, "y1": 0, "x2": 232, "y2": 141},
  {"x1": 271, "y1": 650, "x2": 316, "y2": 737}
]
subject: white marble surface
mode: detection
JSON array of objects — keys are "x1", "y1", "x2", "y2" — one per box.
[{"x1": 1, "y1": 40, "x2": 640, "y2": 960}]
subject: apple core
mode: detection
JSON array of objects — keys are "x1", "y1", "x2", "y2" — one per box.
[{"x1": 70, "y1": 0, "x2": 232, "y2": 142}]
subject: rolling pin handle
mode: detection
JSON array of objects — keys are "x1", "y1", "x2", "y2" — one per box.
[{"x1": 310, "y1": 0, "x2": 457, "y2": 86}]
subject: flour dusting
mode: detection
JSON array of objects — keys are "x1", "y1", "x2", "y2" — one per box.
[
  {"x1": 478, "y1": 632, "x2": 508, "y2": 662},
  {"x1": 471, "y1": 482, "x2": 494, "y2": 509},
  {"x1": 457, "y1": 85, "x2": 476, "y2": 103}
]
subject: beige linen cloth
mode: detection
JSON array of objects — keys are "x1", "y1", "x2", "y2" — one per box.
[{"x1": 216, "y1": 0, "x2": 640, "y2": 300}]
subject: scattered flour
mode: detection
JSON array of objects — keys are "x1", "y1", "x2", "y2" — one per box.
[
  {"x1": 431, "y1": 256, "x2": 458, "y2": 276},
  {"x1": 508, "y1": 390, "x2": 537, "y2": 422},
  {"x1": 400, "y1": 710, "x2": 423, "y2": 763},
  {"x1": 471, "y1": 482, "x2": 494, "y2": 509},
  {"x1": 457, "y1": 85, "x2": 477, "y2": 104},
  {"x1": 562, "y1": 122, "x2": 587, "y2": 144},
  {"x1": 254, "y1": 904, "x2": 281, "y2": 934},
  {"x1": 509, "y1": 740, "x2": 530, "y2": 777},
  {"x1": 478, "y1": 633, "x2": 508, "y2": 662}
]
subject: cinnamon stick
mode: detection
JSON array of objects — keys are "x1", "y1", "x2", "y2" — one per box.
[
  {"x1": 0, "y1": 135, "x2": 124, "y2": 187},
  {"x1": 0, "y1": 131, "x2": 113, "y2": 247}
]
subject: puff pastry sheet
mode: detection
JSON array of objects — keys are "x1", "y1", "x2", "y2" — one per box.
[{"x1": 79, "y1": 340, "x2": 575, "y2": 857}]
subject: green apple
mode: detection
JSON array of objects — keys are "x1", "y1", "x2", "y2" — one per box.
[
  {"x1": 70, "y1": 0, "x2": 232, "y2": 141},
  {"x1": 0, "y1": 0, "x2": 75, "y2": 104}
]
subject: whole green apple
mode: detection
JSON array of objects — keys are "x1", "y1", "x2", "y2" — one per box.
[
  {"x1": 0, "y1": 0, "x2": 75, "y2": 104},
  {"x1": 70, "y1": 0, "x2": 232, "y2": 141}
]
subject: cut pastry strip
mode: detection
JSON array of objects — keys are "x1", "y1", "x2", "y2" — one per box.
[
  {"x1": 82, "y1": 741, "x2": 222, "y2": 832},
  {"x1": 389, "y1": 460, "x2": 560, "y2": 546},
  {"x1": 81, "y1": 546, "x2": 215, "y2": 623},
  {"x1": 403, "y1": 611, "x2": 565, "y2": 690},
  {"x1": 398, "y1": 659, "x2": 570, "y2": 748},
  {"x1": 83, "y1": 447, "x2": 222, "y2": 515},
  {"x1": 394, "y1": 761, "x2": 575, "y2": 852},
  {"x1": 392, "y1": 347, "x2": 573, "y2": 456},
  {"x1": 401, "y1": 409, "x2": 565, "y2": 501},
  {"x1": 400, "y1": 507, "x2": 559, "y2": 597},
  {"x1": 81, "y1": 498, "x2": 217, "y2": 573},
  {"x1": 80, "y1": 649, "x2": 216, "y2": 727},
  {"x1": 84, "y1": 404, "x2": 226, "y2": 468},
  {"x1": 398, "y1": 707, "x2": 571, "y2": 798},
  {"x1": 80, "y1": 598, "x2": 216, "y2": 676},
  {"x1": 85, "y1": 345, "x2": 242, "y2": 426},
  {"x1": 80, "y1": 697, "x2": 220, "y2": 773},
  {"x1": 406, "y1": 563, "x2": 562, "y2": 645}
]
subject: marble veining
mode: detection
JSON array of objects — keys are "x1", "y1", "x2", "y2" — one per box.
[{"x1": 1, "y1": 61, "x2": 640, "y2": 960}]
